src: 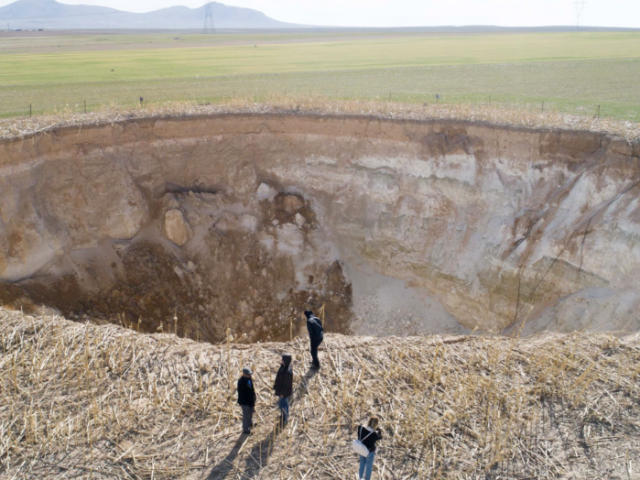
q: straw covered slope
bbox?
[1,308,639,479]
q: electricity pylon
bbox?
[203,1,216,34]
[574,0,587,31]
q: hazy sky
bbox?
[2,0,639,28]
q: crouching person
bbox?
[237,367,256,434]
[274,354,293,429]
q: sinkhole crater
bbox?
[1,114,640,342]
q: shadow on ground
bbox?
[205,367,319,479]
[205,433,251,479]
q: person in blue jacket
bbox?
[304,310,324,370]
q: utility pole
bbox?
[574,0,587,31]
[203,1,216,34]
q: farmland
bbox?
[1,31,640,118]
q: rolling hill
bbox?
[0,0,300,29]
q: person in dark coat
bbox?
[304,310,324,369]
[237,368,256,434]
[357,417,382,480]
[273,354,293,428]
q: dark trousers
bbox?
[278,396,289,427]
[310,339,322,367]
[241,405,254,432]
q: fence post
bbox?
[594,105,600,120]
[84,100,87,114]
[541,101,544,112]
[29,104,32,117]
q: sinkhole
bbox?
[1,113,640,342]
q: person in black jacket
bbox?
[273,354,293,428]
[237,368,256,434]
[357,417,382,480]
[304,310,324,370]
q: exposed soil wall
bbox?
[1,114,639,340]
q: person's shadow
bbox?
[292,366,319,402]
[205,433,250,479]
[238,367,319,479]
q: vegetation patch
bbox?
[1,33,640,119]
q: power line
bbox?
[203,1,216,34]
[574,0,587,31]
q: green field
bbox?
[0,31,431,55]
[1,32,640,119]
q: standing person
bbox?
[357,417,382,480]
[237,368,256,434]
[273,354,293,428]
[304,310,324,370]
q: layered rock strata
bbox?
[1,114,639,339]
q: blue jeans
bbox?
[359,450,376,480]
[277,396,289,426]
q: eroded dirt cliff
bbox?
[1,114,639,340]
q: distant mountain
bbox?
[0,0,301,29]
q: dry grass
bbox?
[1,94,639,145]
[1,307,639,479]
